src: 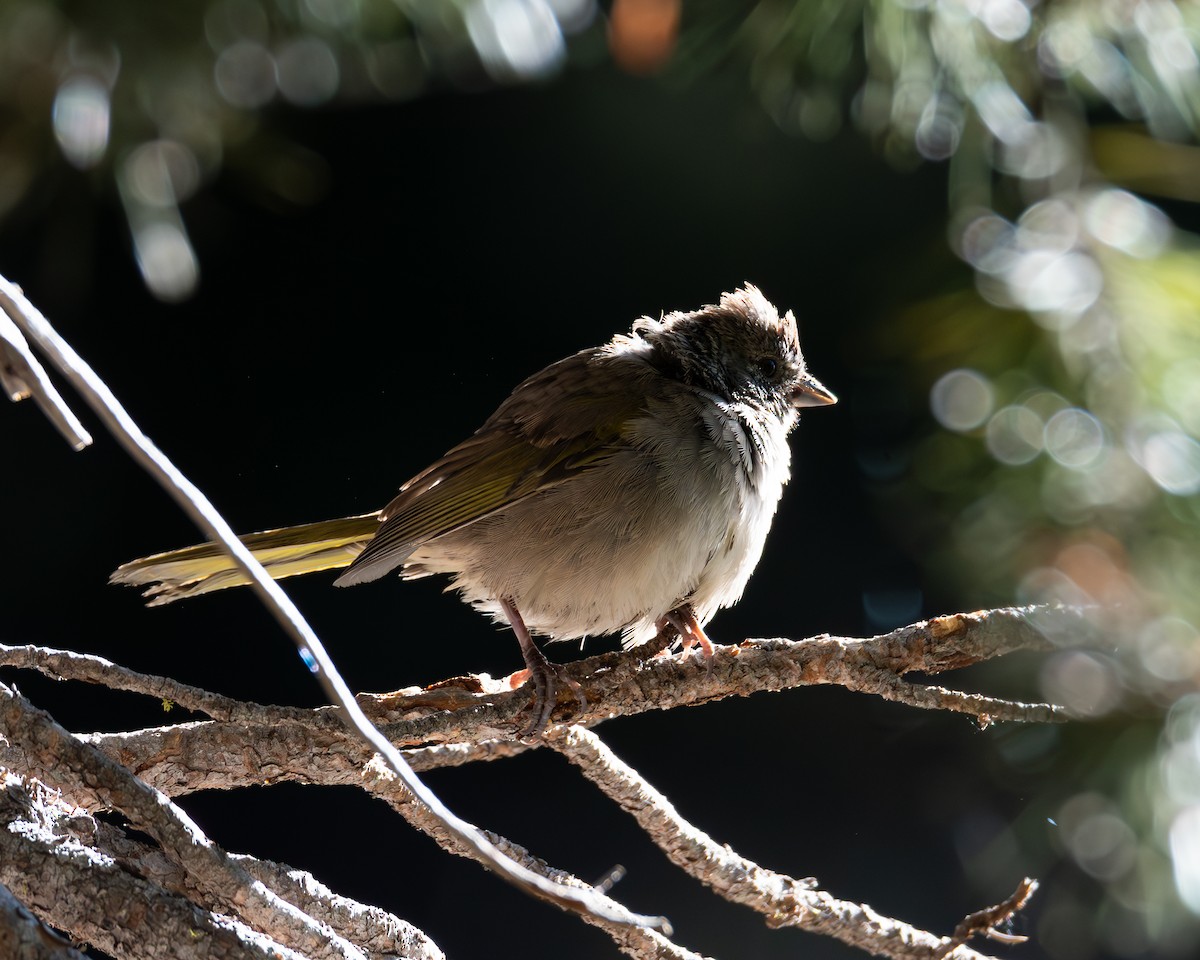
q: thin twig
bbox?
[935,878,1038,958]
[0,643,316,724]
[355,756,711,960]
[0,271,669,934]
[838,666,1065,728]
[0,296,90,450]
[552,726,1011,960]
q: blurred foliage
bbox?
[4,0,1200,957]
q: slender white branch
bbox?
[0,270,669,934]
[0,292,90,450]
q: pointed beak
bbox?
[792,373,837,409]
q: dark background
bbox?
[3,68,1064,959]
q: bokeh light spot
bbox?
[1039,20,1091,76]
[132,222,199,302]
[1044,408,1105,469]
[1017,198,1079,254]
[973,80,1032,144]
[978,0,1032,43]
[547,0,597,34]
[959,214,1018,274]
[1041,650,1121,717]
[1085,188,1171,258]
[1001,121,1070,179]
[1070,811,1138,880]
[125,141,201,207]
[466,0,566,81]
[1139,617,1200,684]
[1170,805,1200,914]
[931,368,995,432]
[214,40,277,108]
[276,37,339,106]
[915,94,963,160]
[52,76,111,170]
[986,404,1044,465]
[1008,249,1103,323]
[608,0,680,74]
[1141,430,1200,496]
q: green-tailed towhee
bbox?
[113,285,836,736]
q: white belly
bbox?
[407,396,793,645]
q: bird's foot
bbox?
[500,597,587,740]
[508,659,587,740]
[664,604,715,665]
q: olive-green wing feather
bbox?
[111,513,381,604]
[334,349,645,586]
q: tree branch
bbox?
[936,879,1038,958]
[354,756,711,960]
[64,787,444,960]
[1,678,701,960]
[0,880,88,960]
[0,605,1072,959]
[0,288,91,451]
[0,681,376,960]
[10,606,1072,811]
[0,771,313,960]
[550,726,1019,960]
[0,643,318,725]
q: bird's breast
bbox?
[410,391,793,645]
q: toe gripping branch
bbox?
[500,598,587,740]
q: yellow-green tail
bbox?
[110,513,381,605]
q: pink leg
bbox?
[666,605,715,660]
[500,597,586,739]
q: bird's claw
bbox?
[512,660,587,740]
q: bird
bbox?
[112,285,836,737]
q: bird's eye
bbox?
[756,356,778,378]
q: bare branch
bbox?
[0,880,88,960]
[0,289,91,451]
[355,757,710,960]
[936,879,1039,957]
[22,606,1075,810]
[81,800,445,960]
[836,667,1064,727]
[0,653,689,960]
[228,857,445,960]
[0,614,1074,960]
[0,772,311,960]
[356,605,1077,739]
[0,768,442,960]
[0,680,379,960]
[0,643,318,725]
[0,602,1073,960]
[551,726,1019,960]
